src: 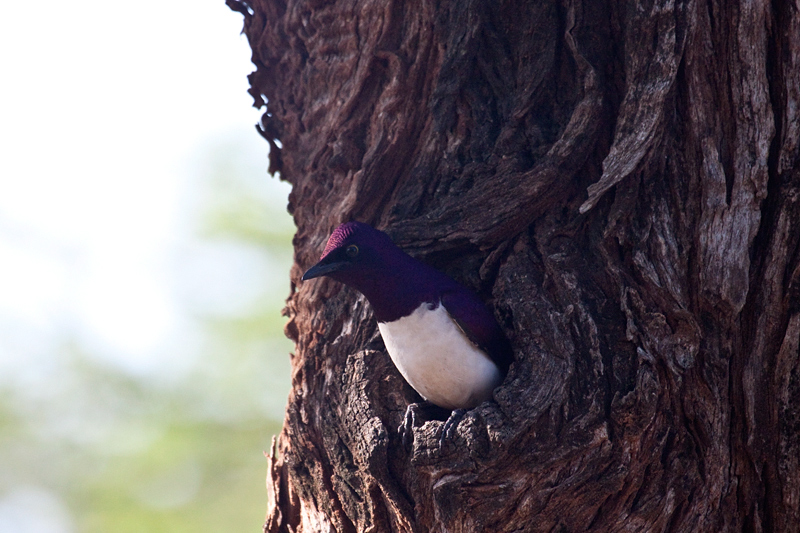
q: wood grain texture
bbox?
[227,0,800,530]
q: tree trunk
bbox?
[228,0,800,531]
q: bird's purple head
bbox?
[319,221,366,260]
[303,221,449,322]
[302,222,398,285]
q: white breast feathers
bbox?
[377,302,502,410]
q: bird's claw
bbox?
[439,409,466,448]
[399,403,465,450]
[399,403,420,448]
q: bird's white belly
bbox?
[377,302,502,410]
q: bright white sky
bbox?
[0,2,285,376]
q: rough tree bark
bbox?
[228,0,800,531]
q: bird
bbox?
[301,221,512,441]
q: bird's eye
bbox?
[345,244,359,258]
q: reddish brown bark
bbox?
[228,0,800,531]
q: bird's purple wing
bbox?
[440,289,513,374]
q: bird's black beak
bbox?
[301,260,349,281]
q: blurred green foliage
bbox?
[0,135,294,532]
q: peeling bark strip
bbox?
[227,0,800,531]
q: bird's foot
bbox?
[399,403,420,448]
[439,409,467,448]
[398,401,449,448]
